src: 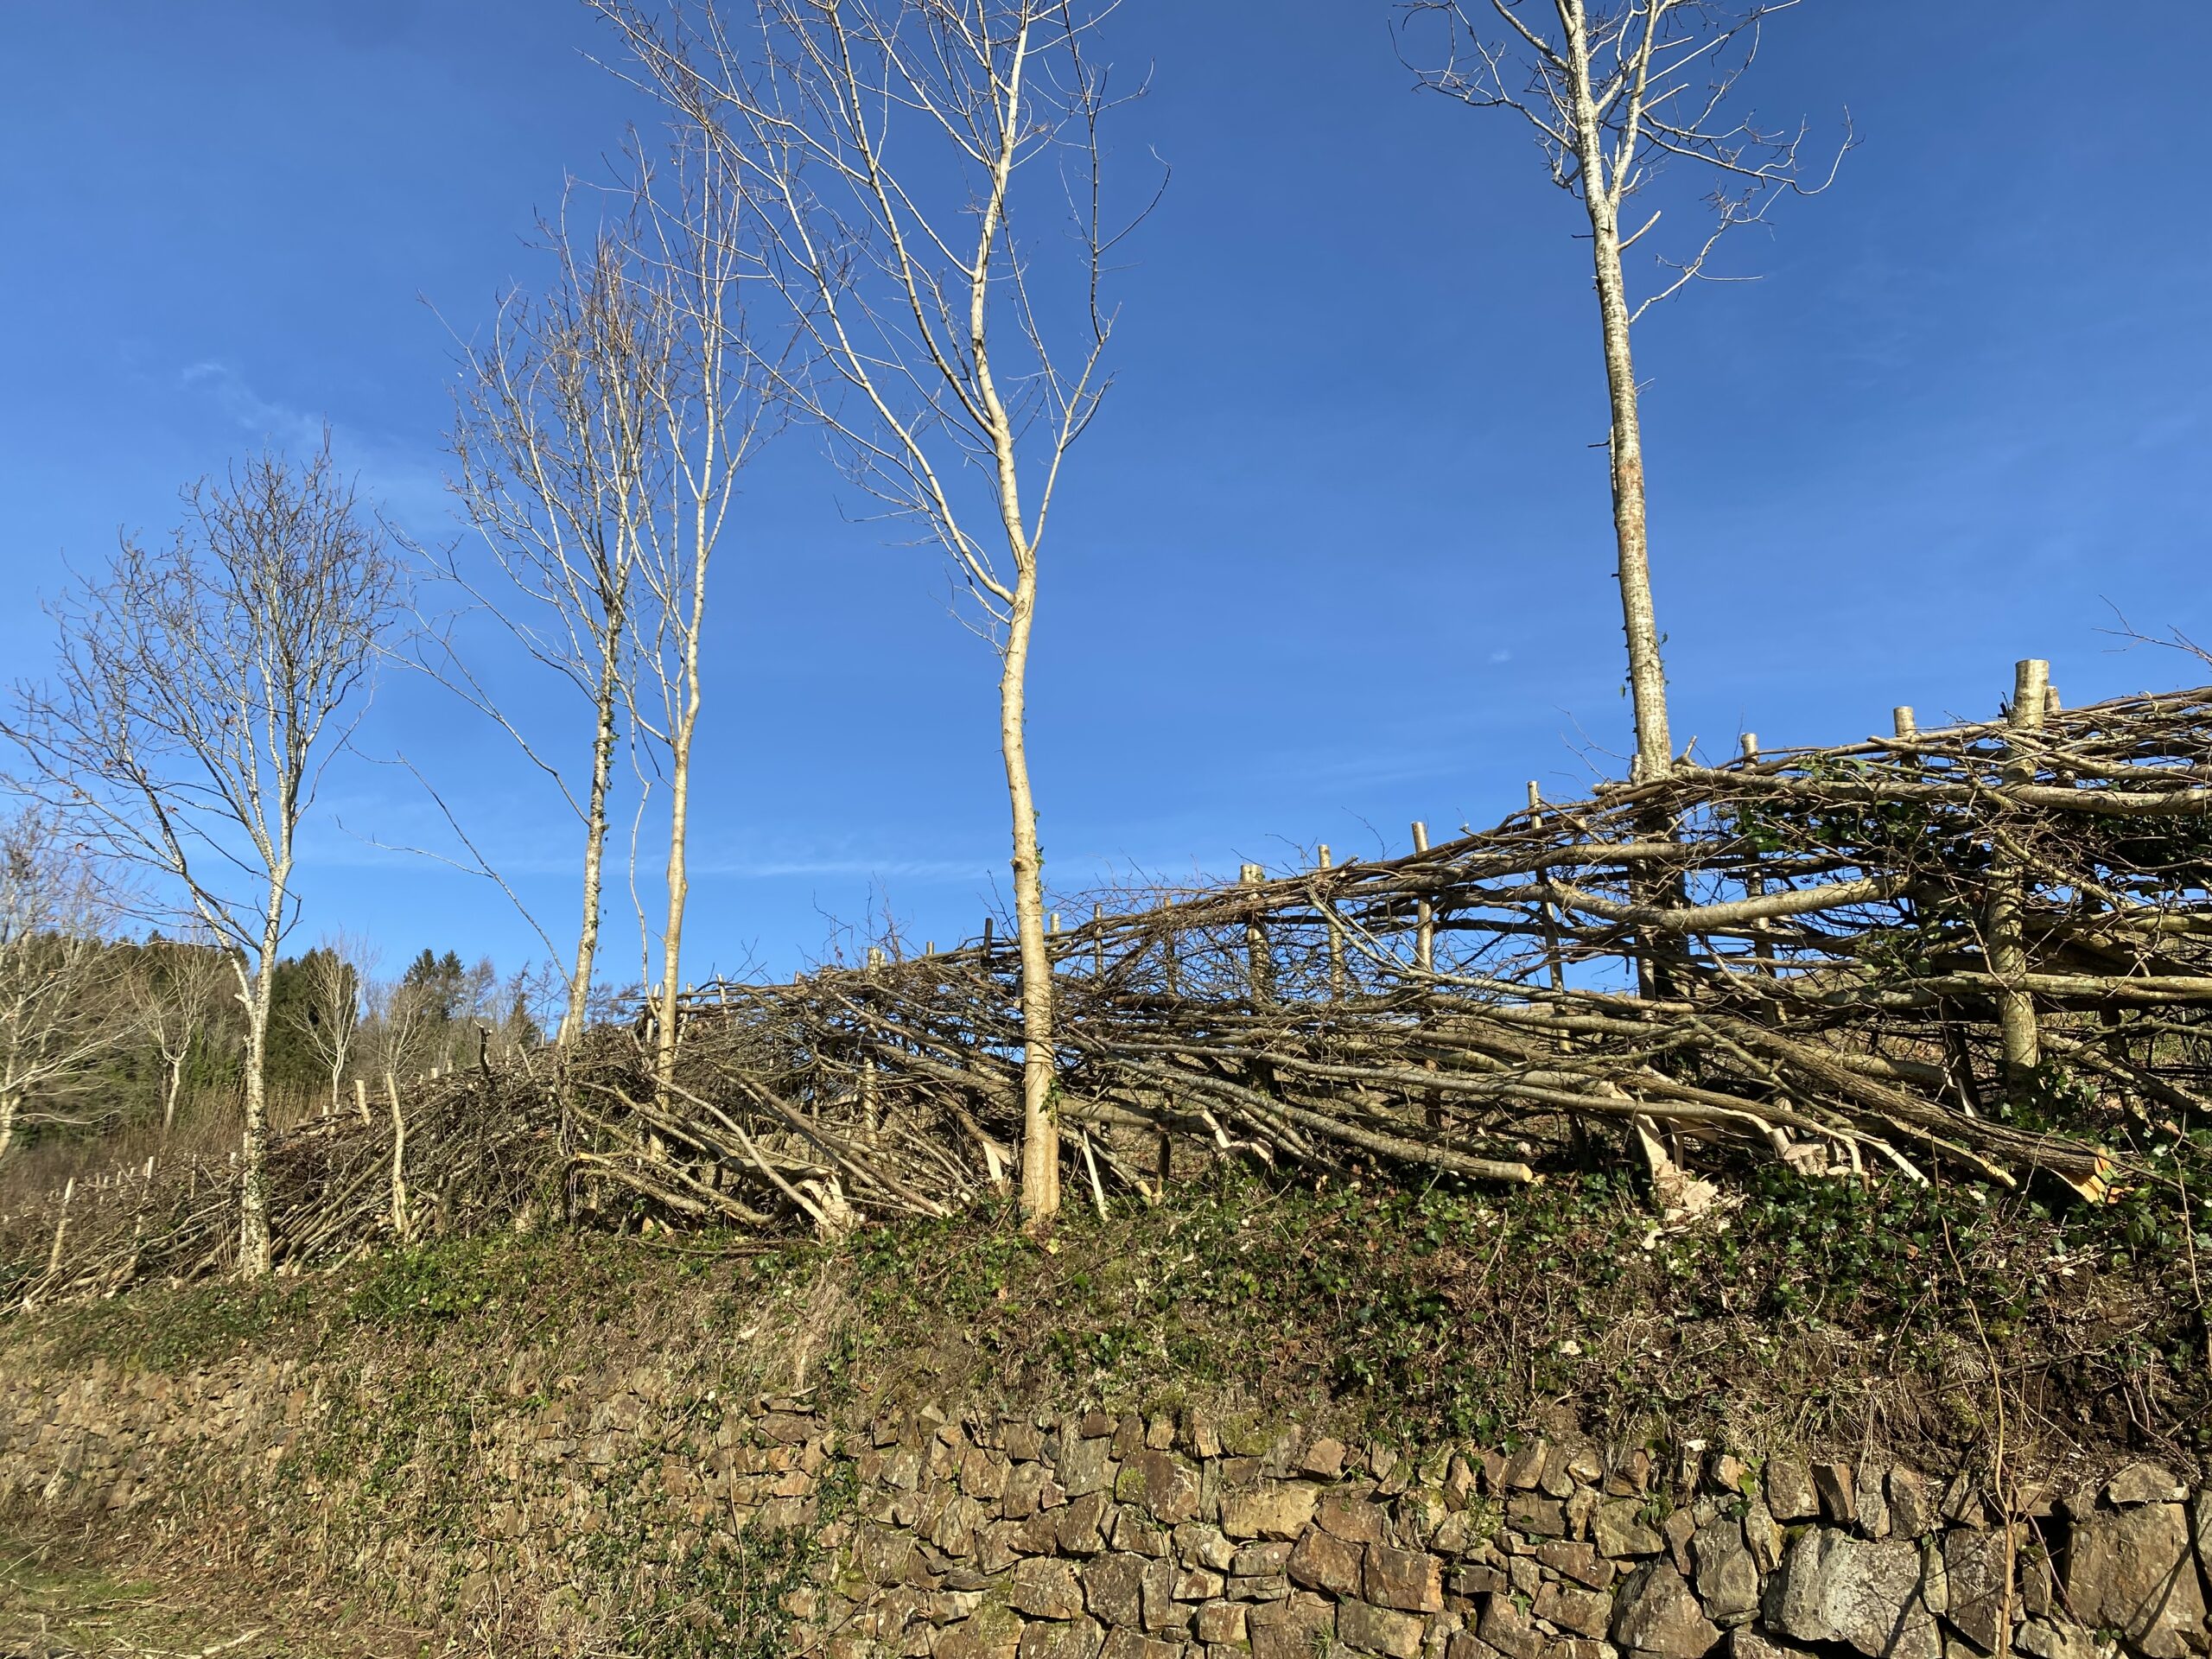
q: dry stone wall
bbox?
[1,1353,2206,1659]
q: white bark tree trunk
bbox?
[652,632,701,1092]
[1563,17,1672,781]
[238,868,287,1277]
[162,1051,186,1132]
[565,638,625,1048]
[1000,574,1058,1224]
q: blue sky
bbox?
[3,3,2207,988]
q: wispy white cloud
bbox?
[176,359,453,531]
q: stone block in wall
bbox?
[1003,1463,1047,1520]
[1742,1499,1784,1575]
[1765,1528,1944,1659]
[1890,1469,1937,1540]
[1135,1557,1180,1633]
[1539,1444,1580,1500]
[1812,1463,1858,1528]
[1443,1453,1478,1512]
[1665,1510,1700,1575]
[963,1446,1011,1501]
[1339,1598,1427,1657]
[1184,1408,1222,1460]
[1018,1615,1103,1659]
[1366,1542,1445,1613]
[1940,1523,2016,1653]
[934,1492,993,1558]
[1011,1556,1086,1620]
[1289,1526,1363,1597]
[1233,1541,1294,1577]
[2063,1501,2205,1659]
[1612,1560,1723,1659]
[1298,1436,1348,1480]
[2014,1618,2107,1659]
[1432,1507,1491,1558]
[1731,1629,1821,1659]
[1083,1552,1149,1628]
[1097,1629,1178,1659]
[1116,1448,1200,1527]
[1766,1459,1819,1524]
[1110,1509,1168,1558]
[1319,1487,1388,1545]
[2107,1465,2189,1509]
[1478,1592,1542,1659]
[1246,1588,1335,1659]
[1376,1446,1411,1497]
[1193,1599,1246,1643]
[1502,1440,1548,1491]
[1221,1479,1319,1541]
[1604,1449,1654,1498]
[1858,1465,1893,1541]
[980,1516,1036,1571]
[1596,1499,1667,1559]
[1174,1523,1234,1573]
[1534,1580,1613,1639]
[1537,1541,1615,1591]
[1059,1491,1110,1554]
[1692,1519,1761,1625]
[1172,1567,1226,1603]
[1507,1492,1568,1539]
[1060,1433,1117,1499]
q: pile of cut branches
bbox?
[10,679,2211,1296]
[628,677,2212,1220]
[2,1062,559,1300]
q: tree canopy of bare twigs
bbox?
[614,135,779,1098]
[2,437,398,1275]
[435,202,661,1052]
[286,931,373,1116]
[594,0,1157,1227]
[433,138,774,1087]
[0,806,139,1159]
[128,926,230,1134]
[1398,0,1847,780]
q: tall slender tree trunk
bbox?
[564,637,625,1047]
[162,1052,185,1132]
[0,1076,18,1161]
[1561,18,1685,1014]
[654,631,703,1091]
[1001,573,1058,1227]
[238,873,285,1278]
[1564,24,1672,782]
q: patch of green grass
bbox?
[821,1148,2209,1459]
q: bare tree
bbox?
[0,807,139,1157]
[130,925,231,1132]
[436,144,772,1080]
[596,0,1151,1227]
[439,211,658,1051]
[365,972,439,1084]
[287,931,373,1115]
[1399,0,1846,779]
[3,439,398,1275]
[619,137,775,1096]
